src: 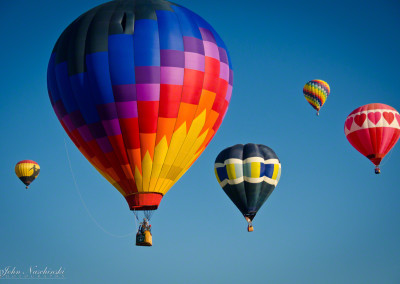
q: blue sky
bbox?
[1,0,400,283]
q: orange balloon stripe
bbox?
[174,103,198,132]
[155,117,176,146]
[127,148,142,177]
[139,133,157,160]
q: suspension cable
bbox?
[64,139,135,238]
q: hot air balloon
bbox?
[214,144,281,232]
[47,0,233,244]
[15,160,40,189]
[303,79,330,116]
[344,103,400,174]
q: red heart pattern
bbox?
[345,117,353,130]
[383,112,394,124]
[345,104,400,168]
[354,113,366,127]
[368,112,381,125]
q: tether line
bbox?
[64,139,135,238]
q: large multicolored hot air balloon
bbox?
[15,160,40,189]
[344,103,400,174]
[303,79,330,116]
[214,144,281,232]
[47,0,233,221]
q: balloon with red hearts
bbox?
[344,103,400,174]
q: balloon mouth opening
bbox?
[125,193,163,211]
[367,154,383,167]
[244,213,256,222]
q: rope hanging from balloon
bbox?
[133,209,154,226]
[64,138,136,238]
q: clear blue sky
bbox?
[1,0,400,283]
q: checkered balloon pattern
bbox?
[47,0,233,210]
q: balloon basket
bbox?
[136,230,152,246]
[244,215,255,232]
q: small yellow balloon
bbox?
[15,160,40,189]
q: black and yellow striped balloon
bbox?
[15,160,40,189]
[214,144,281,231]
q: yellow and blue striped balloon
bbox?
[303,79,330,116]
[214,144,281,229]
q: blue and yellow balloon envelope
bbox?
[214,144,281,231]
